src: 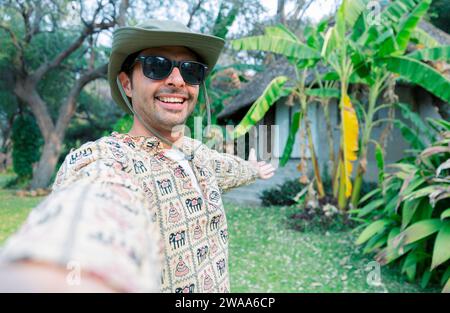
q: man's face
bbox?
[119,46,200,133]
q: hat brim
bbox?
[108,27,225,114]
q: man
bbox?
[0,20,276,292]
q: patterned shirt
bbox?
[0,132,259,292]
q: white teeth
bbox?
[157,97,185,103]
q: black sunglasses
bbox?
[133,55,208,85]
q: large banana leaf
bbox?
[382,0,421,25]
[350,11,366,42]
[341,94,359,198]
[376,29,399,57]
[397,102,436,142]
[343,0,370,30]
[334,0,347,43]
[265,24,298,42]
[280,111,303,167]
[231,36,321,61]
[304,24,323,50]
[411,28,439,48]
[232,76,290,138]
[379,56,450,103]
[395,0,431,54]
[364,0,421,45]
[393,119,426,150]
[321,27,339,60]
[334,0,368,42]
[407,45,450,62]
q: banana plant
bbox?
[231,23,327,198]
[347,0,450,208]
[306,75,340,191]
[320,0,367,209]
[230,0,450,210]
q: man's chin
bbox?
[160,117,188,130]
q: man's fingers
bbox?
[260,163,275,171]
[261,172,275,179]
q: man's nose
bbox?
[165,66,185,87]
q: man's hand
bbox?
[248,148,276,180]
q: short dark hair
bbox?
[120,50,142,83]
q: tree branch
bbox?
[0,24,25,74]
[277,0,286,25]
[13,79,55,140]
[32,0,128,82]
[32,27,92,82]
[187,0,206,28]
[55,63,108,135]
[117,0,129,27]
[297,0,314,22]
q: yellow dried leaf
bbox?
[341,94,359,198]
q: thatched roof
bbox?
[217,21,449,120]
[217,60,295,120]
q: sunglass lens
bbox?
[143,56,172,80]
[180,62,205,85]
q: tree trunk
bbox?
[350,163,365,209]
[337,149,347,211]
[305,119,325,198]
[277,0,286,25]
[5,0,129,189]
[30,131,63,189]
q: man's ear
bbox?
[118,72,133,97]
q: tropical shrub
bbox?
[355,118,450,292]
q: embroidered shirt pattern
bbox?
[0,132,259,293]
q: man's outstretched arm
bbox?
[207,147,276,192]
[0,160,162,292]
[0,261,116,292]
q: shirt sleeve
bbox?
[0,140,162,292]
[206,147,260,193]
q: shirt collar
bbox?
[111,131,201,159]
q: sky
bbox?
[98,0,339,47]
[262,0,339,23]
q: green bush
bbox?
[259,179,306,206]
[355,118,450,292]
[10,113,43,185]
[260,176,377,207]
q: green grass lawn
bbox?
[226,203,439,293]
[0,173,438,292]
[0,174,45,244]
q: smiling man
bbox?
[0,20,276,292]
